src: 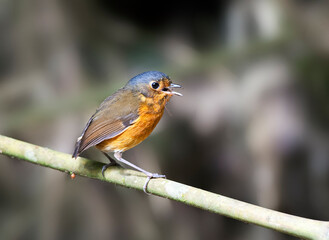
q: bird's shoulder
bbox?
[95,87,141,121]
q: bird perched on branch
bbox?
[73,71,182,193]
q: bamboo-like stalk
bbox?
[0,134,328,240]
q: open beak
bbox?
[167,83,183,96]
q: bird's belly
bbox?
[96,111,164,153]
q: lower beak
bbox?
[168,83,183,96]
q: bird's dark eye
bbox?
[151,81,160,89]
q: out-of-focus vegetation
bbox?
[0,1,328,240]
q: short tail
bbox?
[72,111,97,159]
[72,136,82,159]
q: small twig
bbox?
[0,134,328,240]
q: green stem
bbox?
[0,134,328,240]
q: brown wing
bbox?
[72,89,139,158]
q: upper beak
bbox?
[168,83,183,96]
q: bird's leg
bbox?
[114,151,166,193]
[101,152,119,177]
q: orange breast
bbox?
[96,94,169,153]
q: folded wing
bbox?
[72,89,139,158]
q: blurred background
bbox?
[0,0,328,239]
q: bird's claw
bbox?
[143,173,166,194]
[101,162,117,177]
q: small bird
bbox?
[72,71,182,193]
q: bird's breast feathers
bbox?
[96,93,168,152]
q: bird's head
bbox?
[125,71,182,99]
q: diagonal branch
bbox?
[0,134,328,240]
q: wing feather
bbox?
[72,89,140,158]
